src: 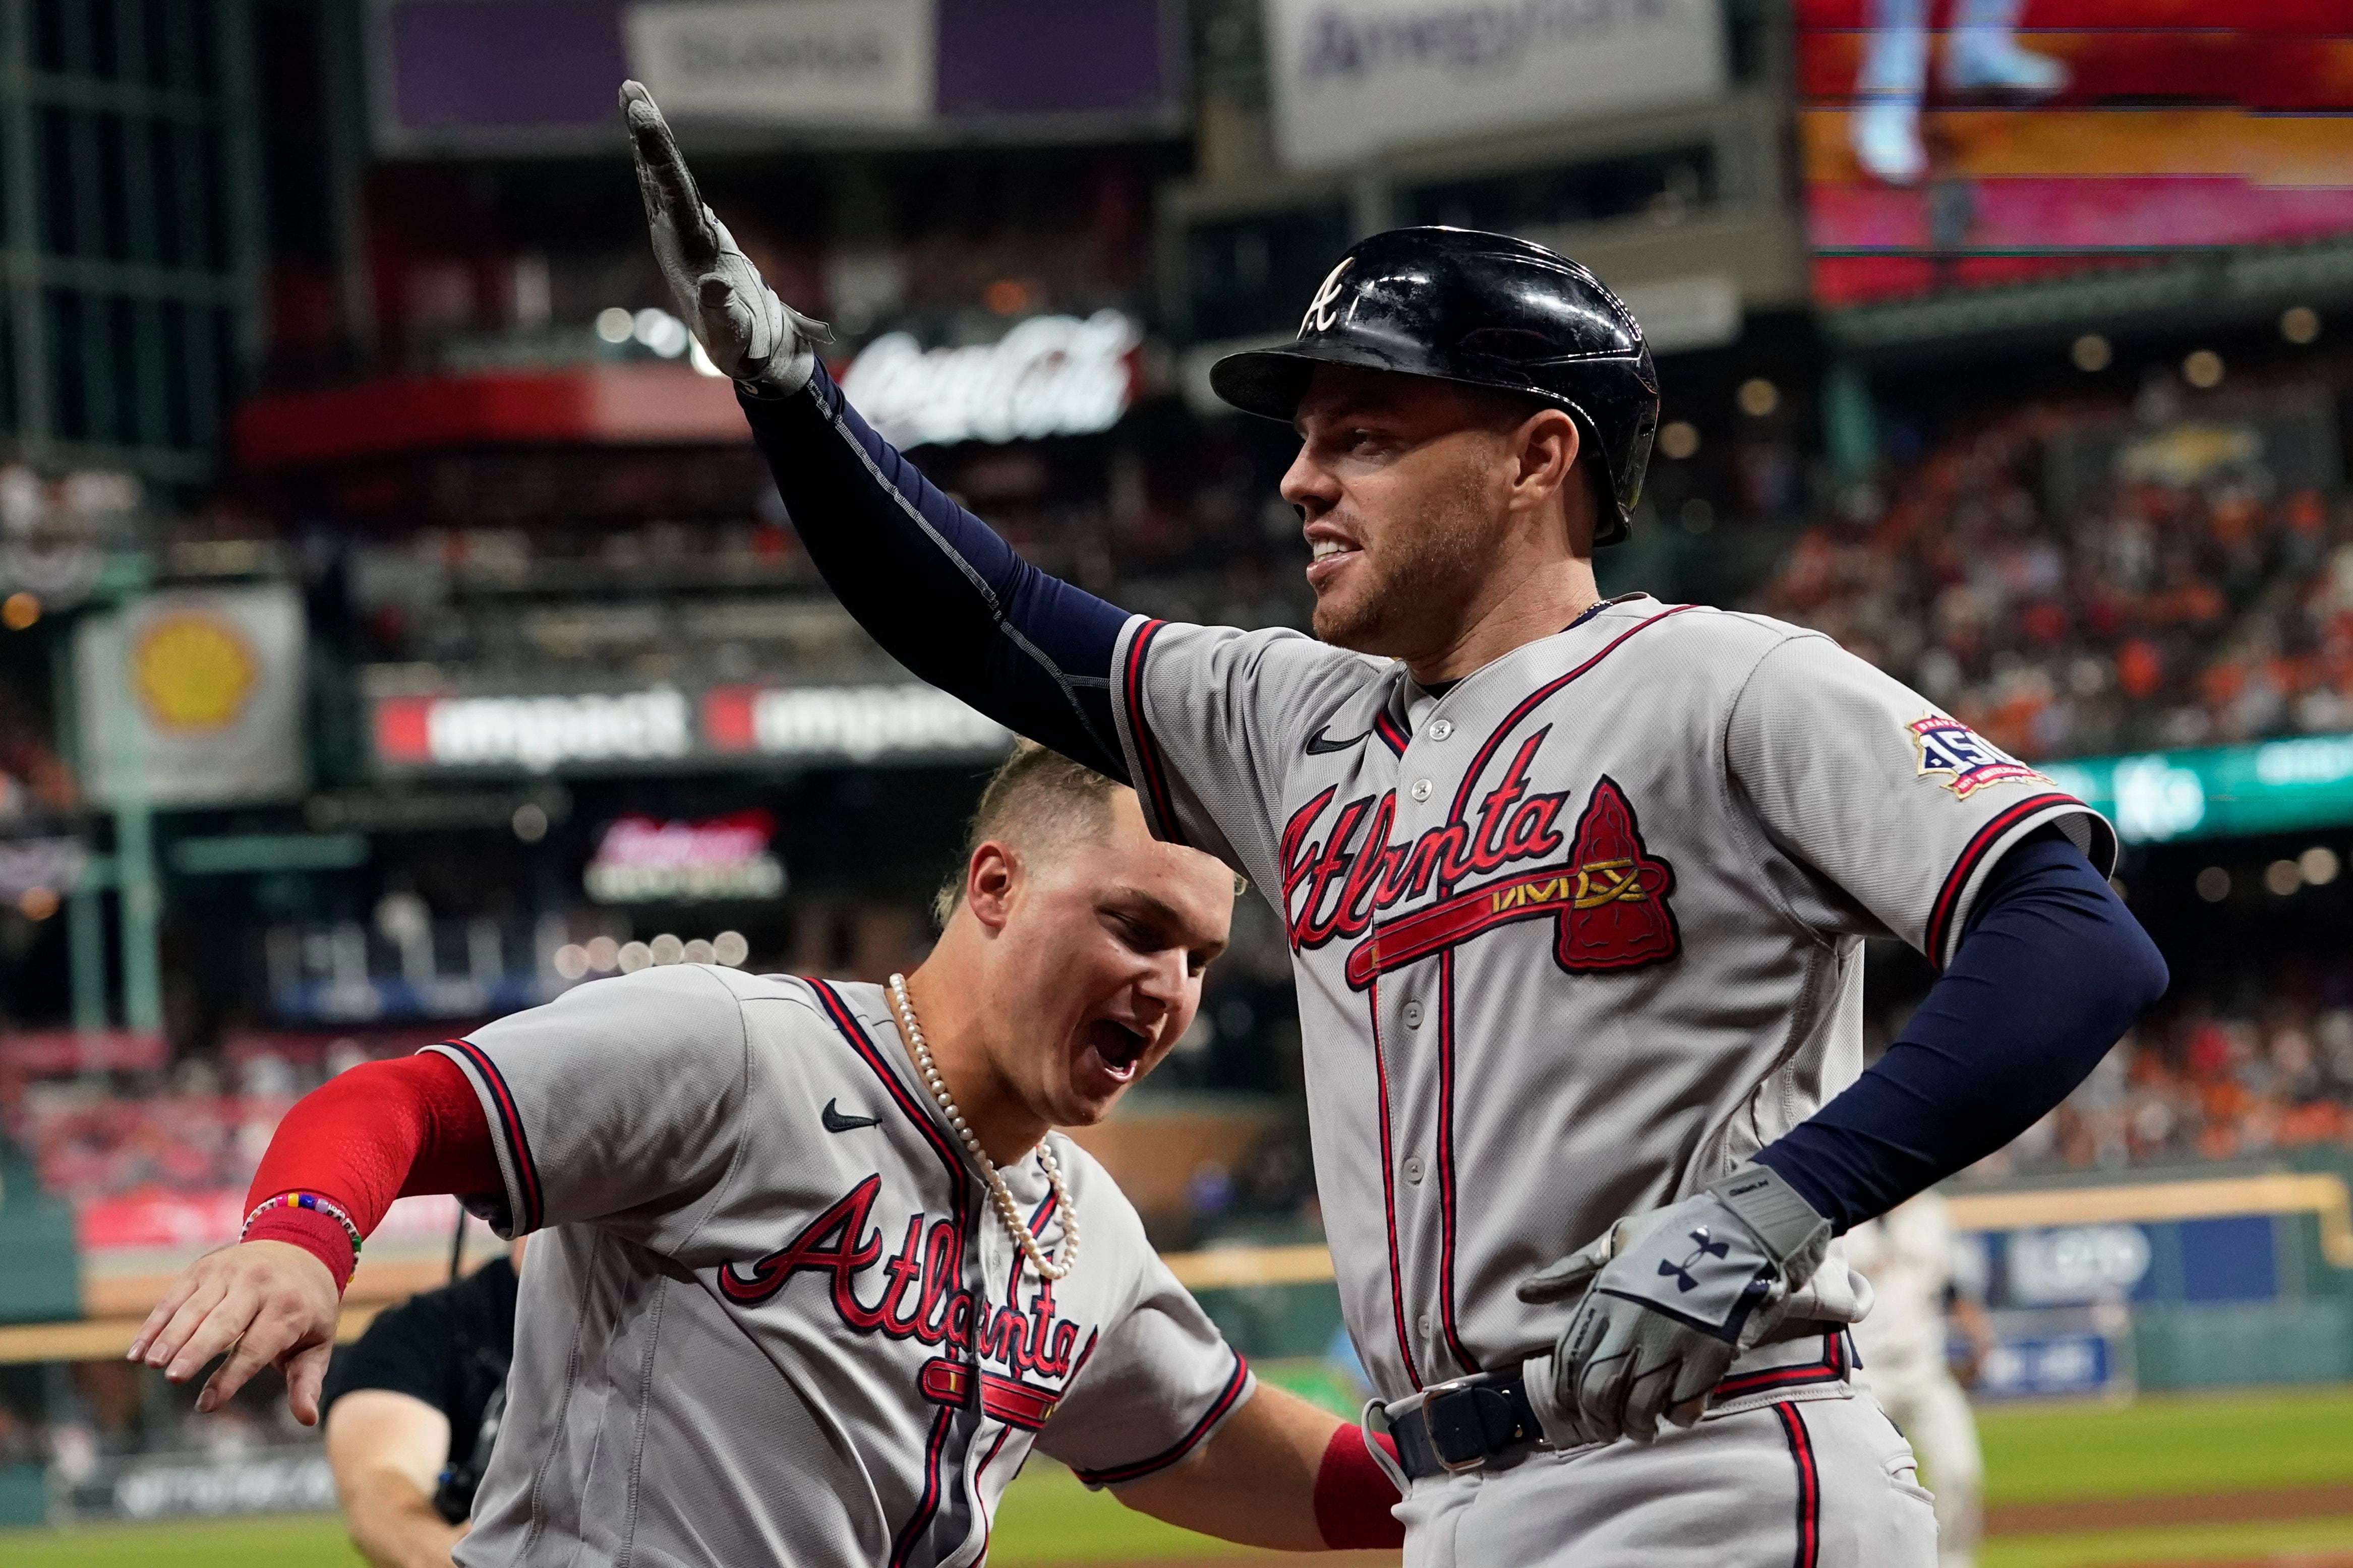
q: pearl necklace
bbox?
[888,973,1079,1283]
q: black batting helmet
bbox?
[1209,226,1659,547]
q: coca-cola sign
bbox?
[841,311,1142,449]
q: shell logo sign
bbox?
[133,613,258,733]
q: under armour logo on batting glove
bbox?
[1517,1165,1830,1446]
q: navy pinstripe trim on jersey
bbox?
[893,1403,959,1568]
[1121,619,1187,847]
[1440,605,1700,882]
[1923,792,2081,969]
[808,980,970,1199]
[1714,1331,1851,1401]
[1432,953,1478,1375]
[1775,1400,1822,1568]
[439,1038,544,1234]
[807,979,979,1568]
[1008,1181,1058,1299]
[970,1426,1018,1564]
[1373,710,1410,757]
[1366,985,1423,1390]
[1070,1350,1250,1486]
[1067,1325,1101,1384]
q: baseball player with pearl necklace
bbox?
[130,751,1410,1566]
[620,80,2168,1565]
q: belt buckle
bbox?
[1419,1377,1493,1474]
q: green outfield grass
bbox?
[1977,1383,2353,1504]
[0,1514,362,1568]
[1984,1516,2353,1568]
[7,1382,2352,1567]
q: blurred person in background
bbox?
[1845,1191,1993,1568]
[320,1235,523,1568]
[1851,0,2069,185]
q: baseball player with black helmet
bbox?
[622,81,2168,1566]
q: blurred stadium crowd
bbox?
[1,0,2350,1352]
[1751,379,2353,763]
[13,358,2353,1252]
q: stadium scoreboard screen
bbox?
[1800,2,2353,308]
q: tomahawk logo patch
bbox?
[1908,714,2048,800]
[1551,777,1680,972]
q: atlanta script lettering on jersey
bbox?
[1277,729,1680,986]
[1281,730,1569,949]
[719,1174,1083,1383]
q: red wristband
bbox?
[242,1208,358,1294]
[1314,1424,1405,1549]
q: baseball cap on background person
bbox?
[1207,226,1660,547]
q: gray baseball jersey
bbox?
[1108,594,2114,1402]
[425,965,1252,1568]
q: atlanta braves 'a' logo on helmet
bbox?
[1300,258,1354,337]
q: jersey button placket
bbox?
[1402,1001,1424,1029]
[1408,778,1433,802]
[1402,1155,1424,1184]
[1428,719,1453,741]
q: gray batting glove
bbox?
[620,80,828,395]
[1516,1164,1830,1446]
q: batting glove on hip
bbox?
[621,80,829,396]
[1516,1164,1830,1446]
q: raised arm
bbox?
[128,1054,499,1423]
[622,82,1134,778]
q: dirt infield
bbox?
[1992,1484,2353,1536]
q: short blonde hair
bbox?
[932,743,1121,929]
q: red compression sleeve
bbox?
[241,1052,499,1290]
[1314,1425,1405,1549]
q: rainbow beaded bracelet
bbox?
[242,1191,365,1276]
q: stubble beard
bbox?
[1310,468,1496,659]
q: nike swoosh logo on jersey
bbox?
[1305,724,1374,755]
[821,1099,881,1133]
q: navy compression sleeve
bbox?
[737,365,1133,778]
[1753,830,2168,1233]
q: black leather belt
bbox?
[1384,1326,1856,1482]
[1385,1367,1546,1480]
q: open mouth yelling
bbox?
[1081,1017,1151,1085]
